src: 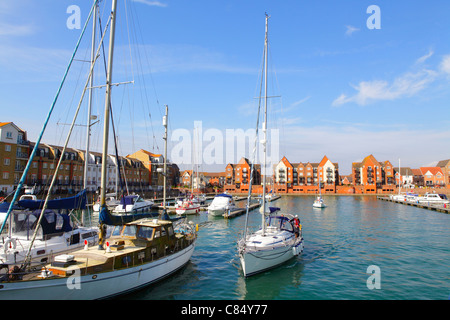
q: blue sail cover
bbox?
[18,189,87,210]
[216,193,232,198]
[99,205,158,226]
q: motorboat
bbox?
[93,193,120,212]
[207,193,236,216]
[416,193,449,204]
[175,199,200,215]
[112,195,154,214]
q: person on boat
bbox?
[293,215,300,238]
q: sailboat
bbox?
[238,14,304,277]
[312,181,326,208]
[0,0,196,299]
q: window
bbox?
[3,158,10,166]
[6,131,12,139]
[2,172,9,179]
[138,226,154,239]
[122,225,137,237]
[5,145,11,152]
[43,163,48,169]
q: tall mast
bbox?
[163,105,168,211]
[100,0,118,207]
[99,0,118,248]
[84,1,97,192]
[261,13,269,236]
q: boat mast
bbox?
[99,0,118,248]
[163,105,168,212]
[82,1,97,224]
[261,13,269,236]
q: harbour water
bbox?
[121,195,449,300]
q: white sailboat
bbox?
[0,0,196,299]
[238,14,304,277]
[313,181,326,208]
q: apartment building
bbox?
[436,159,450,186]
[127,149,179,191]
[0,122,29,194]
[420,167,445,187]
[317,155,340,187]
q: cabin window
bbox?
[167,226,174,236]
[138,226,154,240]
[122,225,137,237]
[111,226,122,236]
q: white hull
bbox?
[239,223,303,277]
[0,227,98,267]
[312,202,326,208]
[0,241,195,300]
[239,232,303,277]
[207,207,227,216]
[176,206,200,215]
[113,202,154,214]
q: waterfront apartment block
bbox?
[1,121,449,197]
[0,122,176,196]
[0,122,29,194]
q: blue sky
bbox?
[1,0,450,174]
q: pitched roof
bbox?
[436,159,450,167]
[420,167,444,176]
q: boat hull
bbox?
[312,202,326,208]
[239,239,303,277]
[0,242,195,300]
[176,206,200,215]
[207,207,226,216]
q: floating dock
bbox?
[223,202,261,219]
[377,196,450,214]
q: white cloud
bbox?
[332,67,438,106]
[131,0,168,7]
[416,50,434,64]
[439,54,450,74]
[345,25,360,36]
[0,22,34,36]
[290,96,311,107]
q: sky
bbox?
[1,0,450,175]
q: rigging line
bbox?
[128,2,161,152]
[97,10,129,196]
[0,0,99,235]
[242,43,266,243]
[22,29,107,269]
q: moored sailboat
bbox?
[238,13,304,277]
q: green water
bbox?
[124,195,450,300]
